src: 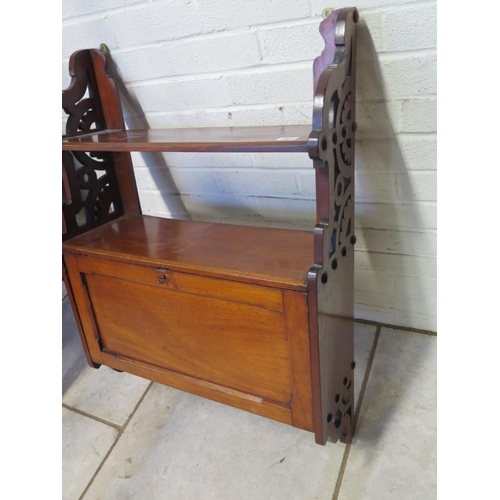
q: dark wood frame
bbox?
[62,7,358,445]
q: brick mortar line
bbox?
[332,325,382,500]
[62,0,436,27]
[62,0,153,24]
[141,105,437,118]
[125,61,312,87]
[357,196,438,203]
[78,381,154,500]
[143,100,313,115]
[361,0,437,15]
[63,22,435,60]
[117,48,436,88]
[356,200,437,206]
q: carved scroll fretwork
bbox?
[62,50,107,137]
[307,7,358,445]
[62,151,123,240]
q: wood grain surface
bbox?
[63,215,314,291]
[62,126,311,153]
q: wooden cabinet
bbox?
[62,8,359,445]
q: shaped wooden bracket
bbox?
[308,7,359,445]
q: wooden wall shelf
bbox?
[62,125,311,153]
[62,7,359,446]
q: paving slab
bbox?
[62,298,151,426]
[338,328,437,500]
[80,323,376,500]
[62,408,118,500]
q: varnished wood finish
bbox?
[63,215,313,291]
[62,8,358,445]
[111,152,141,215]
[66,253,319,429]
[284,291,314,431]
[100,352,293,425]
[83,272,292,402]
[62,258,99,368]
[62,126,311,153]
[89,49,142,215]
[308,8,358,445]
[89,50,127,130]
[64,253,104,365]
[76,256,285,312]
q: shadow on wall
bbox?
[106,51,272,227]
[355,20,434,330]
[105,54,190,220]
[351,21,434,443]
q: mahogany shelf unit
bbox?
[62,7,359,446]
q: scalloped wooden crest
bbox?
[313,8,359,92]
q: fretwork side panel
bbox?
[62,50,107,138]
[62,150,123,241]
[62,49,141,240]
[307,7,358,445]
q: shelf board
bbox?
[63,215,313,291]
[62,125,312,153]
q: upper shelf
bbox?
[62,125,312,153]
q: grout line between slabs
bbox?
[332,325,382,500]
[60,316,431,498]
[354,317,436,336]
[62,403,122,431]
[78,381,154,500]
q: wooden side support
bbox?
[62,48,141,241]
[307,7,359,445]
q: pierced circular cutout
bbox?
[350,235,357,245]
[321,272,328,284]
[332,132,338,145]
[327,413,333,423]
[342,247,347,257]
[335,393,340,403]
[351,361,356,370]
[343,377,348,386]
[321,137,328,151]
[342,127,347,138]
[333,409,342,428]
[331,259,338,270]
[352,121,358,133]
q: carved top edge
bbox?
[309,8,358,160]
[62,48,110,97]
[62,49,119,138]
[312,7,359,92]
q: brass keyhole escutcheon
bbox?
[158,274,167,284]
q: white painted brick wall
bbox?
[62,0,437,331]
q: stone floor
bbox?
[62,283,436,500]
